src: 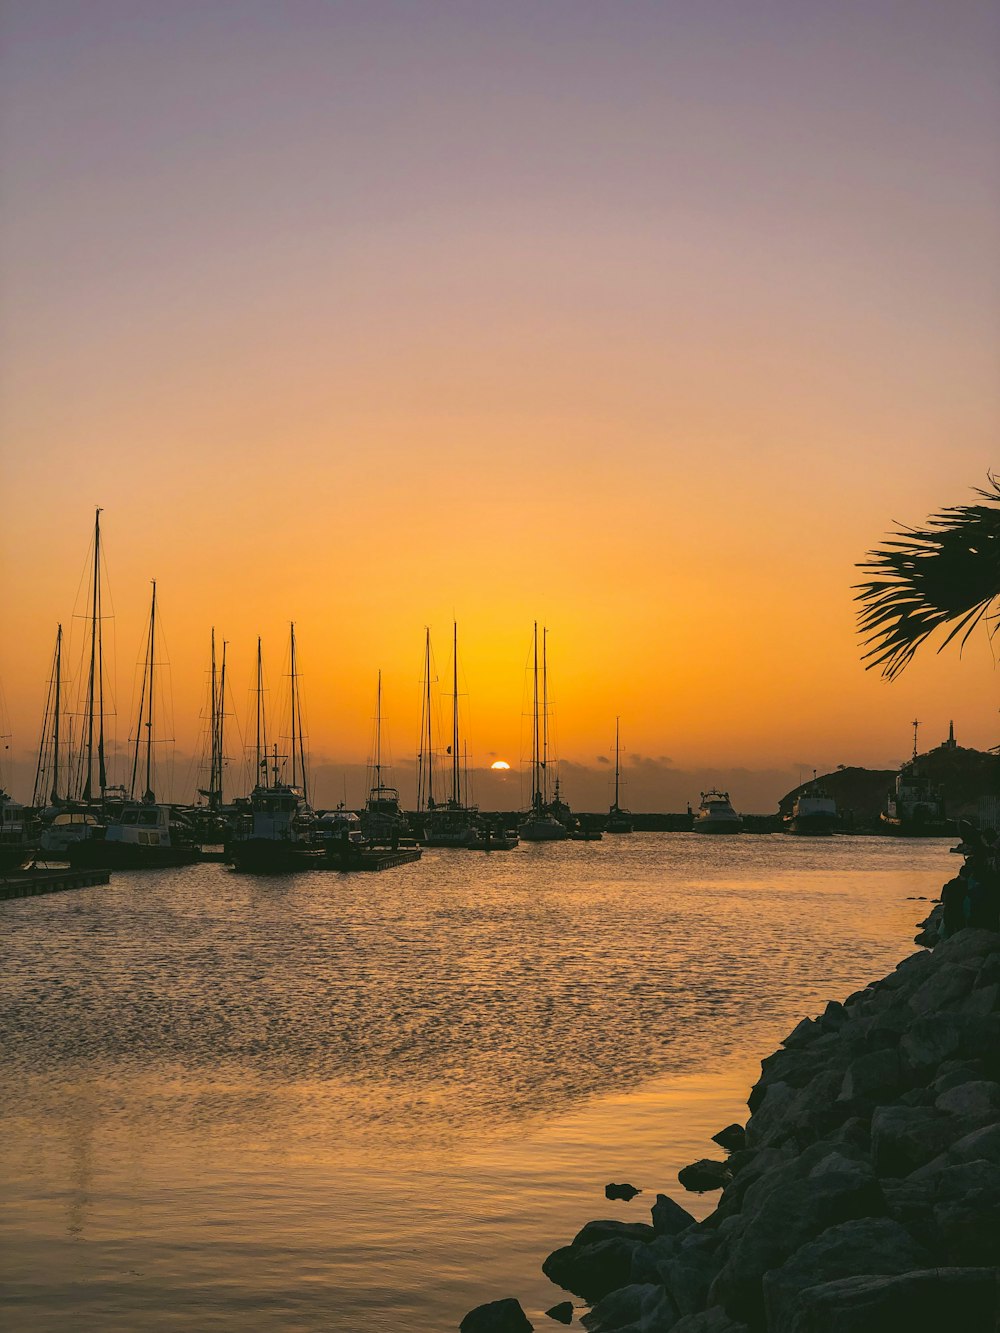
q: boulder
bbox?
[573,1220,657,1248]
[657,1250,720,1318]
[964,982,999,1015]
[906,962,977,1016]
[460,1297,534,1332]
[544,1237,650,1303]
[785,1266,999,1333]
[818,1000,848,1032]
[670,1310,748,1333]
[678,1160,731,1193]
[711,1125,746,1154]
[544,1304,574,1326]
[837,1049,904,1108]
[606,1183,642,1202]
[899,1014,964,1074]
[870,1106,955,1177]
[934,1079,1000,1126]
[932,928,999,965]
[651,1193,696,1236]
[708,1161,884,1323]
[933,1193,1000,1266]
[760,1217,928,1330]
[782,1017,820,1048]
[629,1234,682,1285]
[580,1283,677,1332]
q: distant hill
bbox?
[778,744,999,826]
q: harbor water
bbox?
[0,834,955,1330]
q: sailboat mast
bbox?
[83,509,101,803]
[542,626,549,807]
[531,621,540,811]
[614,716,621,809]
[209,628,218,805]
[143,581,157,802]
[255,637,267,789]
[375,670,382,791]
[217,640,227,809]
[451,621,460,806]
[417,628,434,812]
[290,624,298,789]
[291,624,307,802]
[52,623,62,803]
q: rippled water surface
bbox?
[0,835,953,1329]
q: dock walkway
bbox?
[0,867,111,901]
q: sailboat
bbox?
[423,623,480,847]
[230,625,324,872]
[191,629,231,843]
[605,717,634,834]
[361,671,409,845]
[69,581,200,868]
[519,623,568,842]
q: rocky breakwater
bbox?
[461,918,1000,1332]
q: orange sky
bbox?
[1,2,998,807]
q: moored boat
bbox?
[784,775,839,835]
[693,789,743,834]
[519,623,568,843]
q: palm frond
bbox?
[855,475,1000,678]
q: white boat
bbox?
[519,622,568,843]
[693,789,742,834]
[39,809,102,855]
[784,775,839,835]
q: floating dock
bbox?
[0,866,111,901]
[330,847,423,872]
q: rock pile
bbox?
[462,919,1000,1331]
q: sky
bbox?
[1,1,998,810]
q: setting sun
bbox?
[490,761,511,771]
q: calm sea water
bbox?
[0,834,953,1331]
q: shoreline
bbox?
[463,906,1000,1332]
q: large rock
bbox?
[899,1014,964,1075]
[573,1220,657,1248]
[580,1282,676,1332]
[650,1193,696,1236]
[934,1079,1000,1126]
[670,1308,748,1332]
[711,1125,746,1153]
[544,1237,650,1303]
[708,1161,884,1323]
[760,1218,928,1330]
[870,1105,956,1177]
[906,962,977,1016]
[785,1266,999,1333]
[837,1049,904,1108]
[460,1297,534,1332]
[678,1160,731,1193]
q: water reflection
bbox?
[0,835,952,1330]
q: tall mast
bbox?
[531,621,540,812]
[32,624,64,808]
[82,508,103,803]
[542,626,549,807]
[290,624,298,789]
[417,627,434,812]
[209,628,218,804]
[451,621,461,807]
[255,637,268,789]
[616,714,624,805]
[217,639,227,808]
[145,581,156,801]
[129,580,157,803]
[52,624,62,803]
[375,670,382,791]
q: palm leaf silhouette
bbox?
[856,476,1000,678]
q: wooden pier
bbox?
[0,866,111,901]
[328,847,423,872]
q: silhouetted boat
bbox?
[0,790,36,871]
[69,581,201,869]
[520,623,568,842]
[605,717,633,833]
[422,624,480,847]
[693,790,742,834]
[361,671,410,845]
[229,626,324,872]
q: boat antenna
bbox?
[417,627,435,812]
[911,718,920,762]
[614,716,621,811]
[542,625,549,807]
[290,624,298,790]
[291,623,307,803]
[375,670,383,792]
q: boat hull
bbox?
[228,839,328,874]
[692,819,743,834]
[67,840,200,869]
